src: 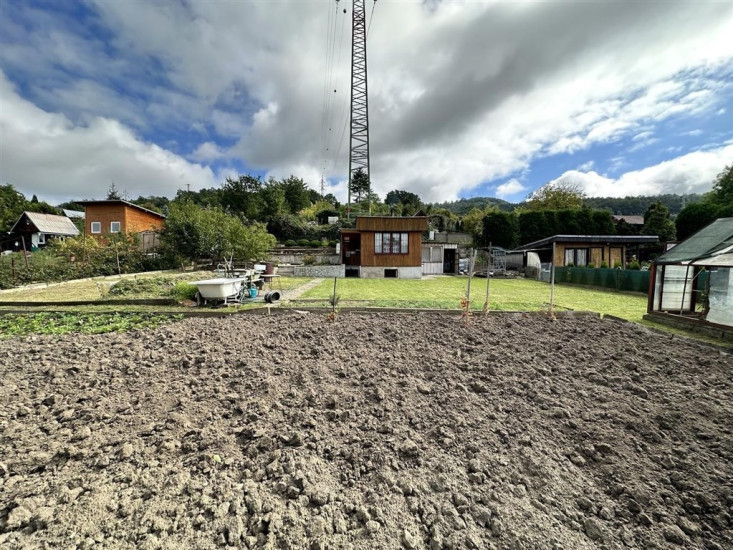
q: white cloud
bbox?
[189,141,226,162]
[0,71,218,203]
[549,144,733,197]
[577,160,595,172]
[495,179,527,199]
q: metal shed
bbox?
[648,217,733,330]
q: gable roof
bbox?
[10,212,80,236]
[654,218,733,266]
[77,199,166,219]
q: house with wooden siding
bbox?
[78,200,165,251]
[340,216,428,278]
[7,212,80,251]
[512,234,659,268]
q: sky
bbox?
[1,0,732,206]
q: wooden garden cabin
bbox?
[340,216,428,278]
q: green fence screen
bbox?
[555,267,650,293]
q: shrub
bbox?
[310,239,322,248]
[587,262,595,269]
[170,282,199,301]
[629,260,641,270]
[284,239,297,247]
[298,238,310,247]
[600,261,608,268]
[613,261,623,268]
[566,262,574,267]
[303,255,316,266]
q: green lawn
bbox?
[296,276,649,322]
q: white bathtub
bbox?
[192,278,246,300]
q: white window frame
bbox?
[91,222,101,234]
[38,233,46,245]
[110,221,121,233]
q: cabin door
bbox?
[609,247,623,268]
[342,234,361,266]
[443,249,456,273]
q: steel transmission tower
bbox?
[347,0,370,218]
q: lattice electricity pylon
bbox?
[347,0,370,217]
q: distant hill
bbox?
[436,193,704,217]
[433,197,515,215]
[583,194,704,216]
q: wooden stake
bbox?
[549,242,556,316]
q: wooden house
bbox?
[7,212,79,251]
[647,218,733,334]
[512,234,659,268]
[340,216,428,278]
[78,200,165,250]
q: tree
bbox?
[642,201,676,241]
[107,183,122,200]
[281,176,311,215]
[160,201,275,263]
[220,175,263,220]
[524,182,586,211]
[259,182,287,220]
[349,168,370,205]
[710,164,733,207]
[482,211,519,249]
[462,208,487,244]
[674,201,721,241]
[0,184,28,232]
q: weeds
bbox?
[0,312,181,338]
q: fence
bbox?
[553,267,650,293]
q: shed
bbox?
[647,217,733,330]
[8,211,80,250]
[512,234,659,268]
[421,242,459,275]
[340,216,428,278]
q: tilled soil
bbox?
[0,312,731,550]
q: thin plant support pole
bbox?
[332,276,338,315]
[21,236,29,270]
[466,248,477,306]
[549,242,556,316]
[483,243,491,314]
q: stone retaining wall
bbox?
[293,265,345,278]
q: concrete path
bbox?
[282,278,324,301]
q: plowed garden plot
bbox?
[1,312,731,549]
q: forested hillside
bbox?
[436,193,704,216]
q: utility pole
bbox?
[347,0,370,219]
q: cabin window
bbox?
[110,221,121,233]
[38,234,46,245]
[564,248,588,266]
[375,232,408,254]
[91,222,101,234]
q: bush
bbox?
[629,260,641,270]
[567,262,575,267]
[613,261,623,268]
[310,240,322,248]
[600,261,608,268]
[170,282,199,301]
[284,239,297,247]
[587,262,595,268]
[298,239,310,247]
[303,255,316,265]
